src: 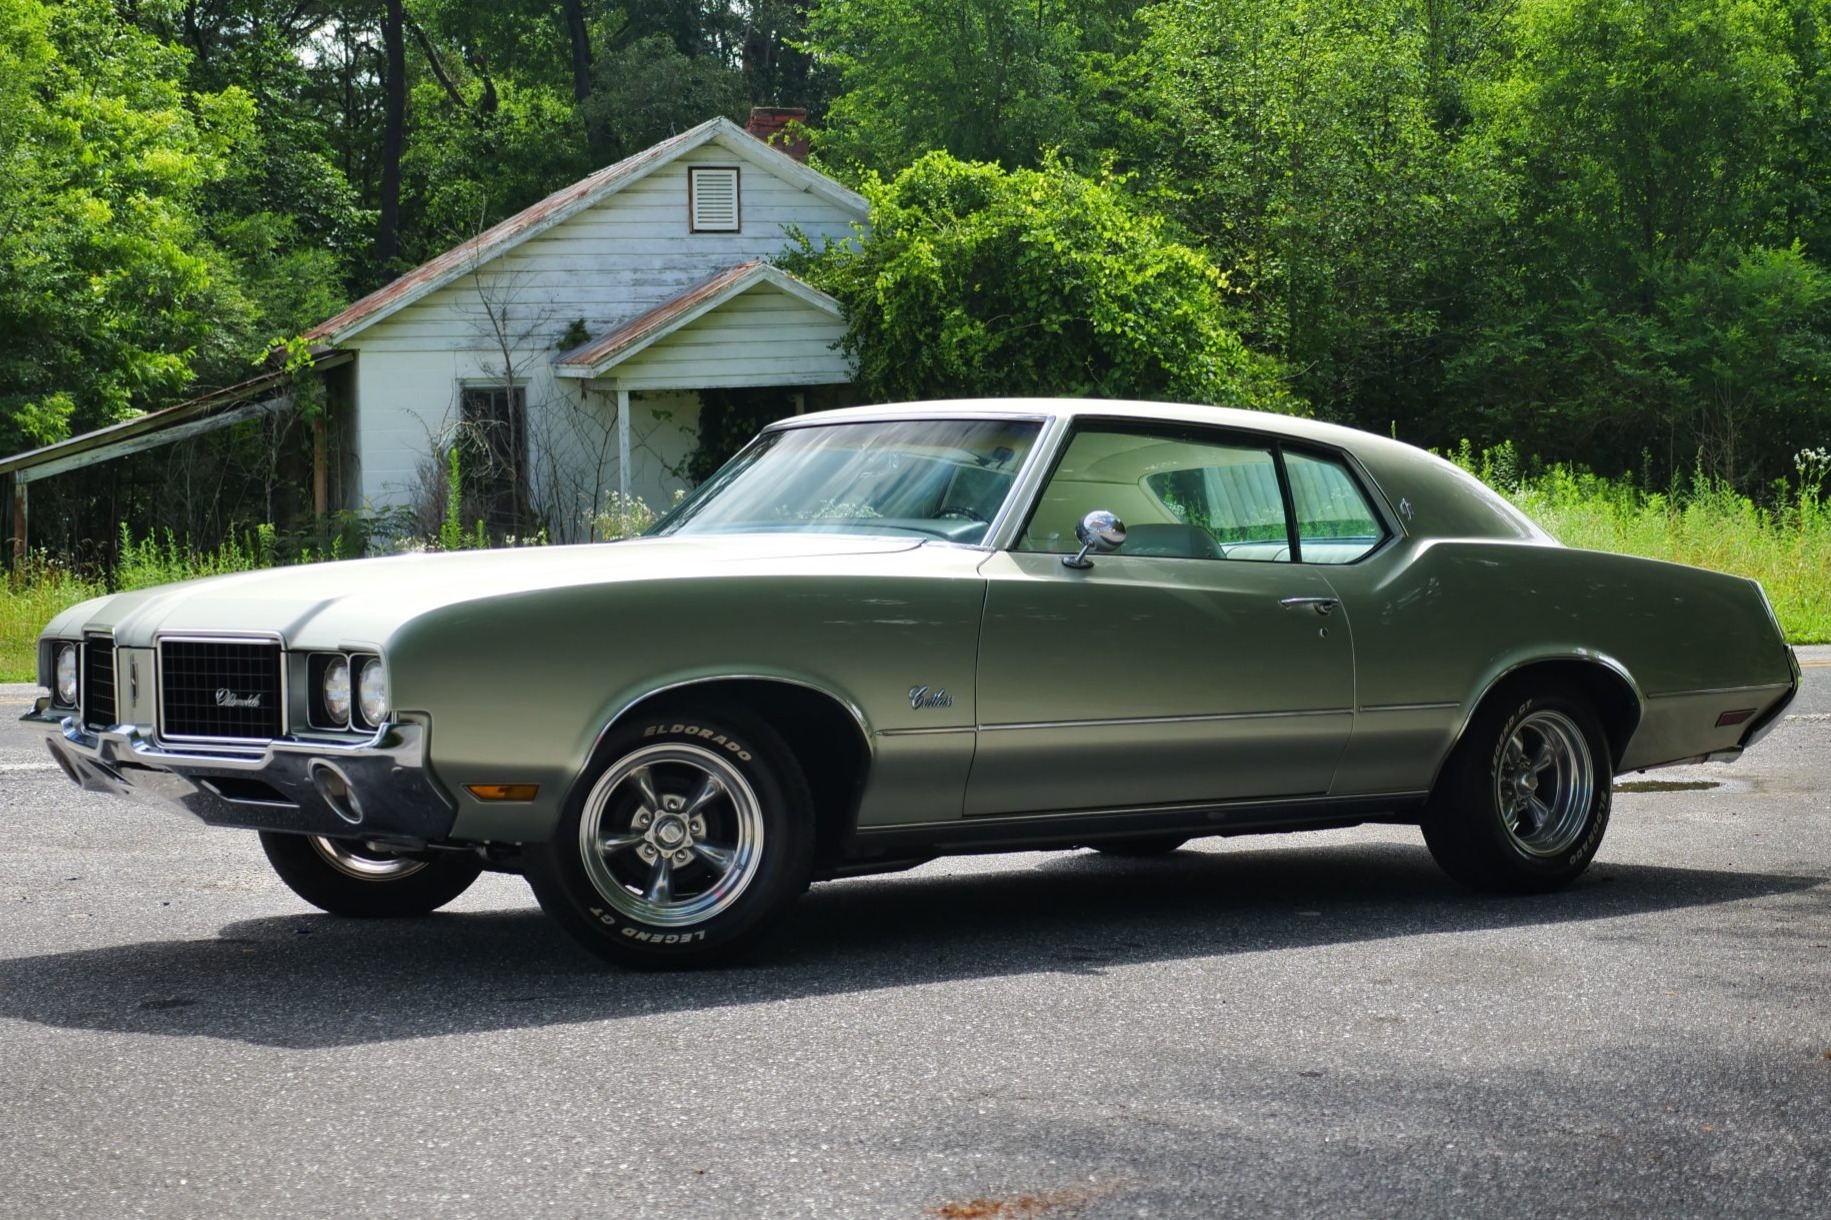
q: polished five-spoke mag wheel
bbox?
[1493,709,1596,859]
[578,744,765,927]
[525,707,814,967]
[1422,687,1613,893]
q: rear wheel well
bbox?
[612,680,870,873]
[1468,660,1641,769]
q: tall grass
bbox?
[0,526,290,682]
[0,561,105,683]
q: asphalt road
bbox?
[2,659,1828,1220]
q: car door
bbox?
[966,422,1359,816]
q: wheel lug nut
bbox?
[673,850,691,865]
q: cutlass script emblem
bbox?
[215,688,262,709]
[908,686,955,710]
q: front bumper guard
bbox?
[20,699,457,844]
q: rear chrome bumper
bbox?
[20,698,457,844]
[1742,646,1803,750]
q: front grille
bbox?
[160,639,283,740]
[83,638,116,728]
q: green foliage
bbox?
[9,0,1831,547]
[804,0,1143,176]
[1125,0,1502,427]
[580,33,750,158]
[114,522,276,591]
[784,152,1291,407]
[0,0,258,451]
[1445,0,1831,488]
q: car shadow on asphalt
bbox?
[0,839,1821,1048]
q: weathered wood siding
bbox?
[347,144,860,520]
[609,284,849,391]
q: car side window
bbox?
[1286,450,1384,563]
[1017,427,1292,561]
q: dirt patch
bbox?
[931,1184,1113,1218]
[1613,780,1721,793]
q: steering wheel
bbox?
[933,505,987,523]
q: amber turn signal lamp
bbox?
[1714,708,1757,728]
[465,784,539,801]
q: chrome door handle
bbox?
[1279,596,1339,616]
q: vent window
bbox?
[689,166,740,232]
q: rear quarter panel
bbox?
[1324,539,1794,792]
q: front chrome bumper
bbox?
[20,698,458,844]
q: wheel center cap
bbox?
[654,816,687,847]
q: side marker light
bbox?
[466,784,540,802]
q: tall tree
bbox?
[1126,0,1500,431]
[375,0,407,276]
[1449,0,1828,485]
[803,0,1145,176]
[0,0,258,453]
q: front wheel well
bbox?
[608,680,870,872]
[1463,660,1642,770]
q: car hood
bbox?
[48,534,928,648]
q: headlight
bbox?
[323,656,352,724]
[358,658,388,725]
[55,644,78,706]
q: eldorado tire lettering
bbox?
[642,723,751,761]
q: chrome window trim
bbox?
[1001,413,1405,566]
[980,413,1070,552]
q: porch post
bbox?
[10,473,24,569]
[312,414,328,522]
[616,387,632,527]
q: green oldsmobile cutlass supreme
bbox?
[24,401,1800,966]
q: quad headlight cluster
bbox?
[308,651,388,731]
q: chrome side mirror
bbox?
[1062,510,1127,569]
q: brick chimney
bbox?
[745,107,810,162]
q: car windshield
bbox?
[652,418,1043,544]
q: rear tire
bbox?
[524,705,814,968]
[259,832,483,916]
[1421,688,1612,893]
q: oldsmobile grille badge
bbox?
[215,688,263,709]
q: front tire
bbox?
[1421,688,1612,893]
[524,706,814,968]
[259,831,483,916]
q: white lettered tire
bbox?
[524,706,814,967]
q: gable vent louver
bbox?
[690,167,741,232]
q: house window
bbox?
[457,384,527,534]
[689,167,741,232]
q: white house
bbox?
[2,113,867,553]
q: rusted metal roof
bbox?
[552,261,843,378]
[302,116,865,348]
